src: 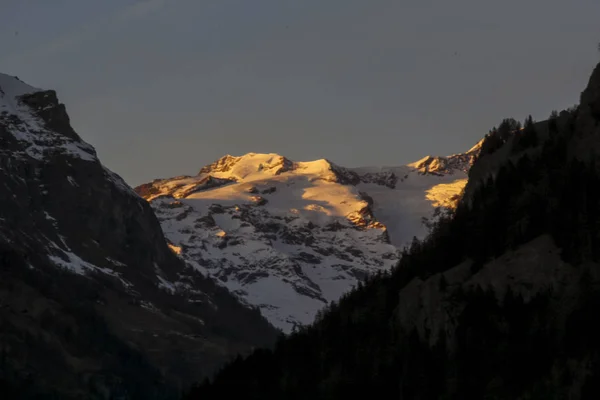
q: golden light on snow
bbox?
[300,184,359,218]
[137,149,480,332]
[216,230,227,238]
[425,178,468,208]
[167,243,182,255]
[305,204,329,214]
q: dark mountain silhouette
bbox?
[0,74,278,399]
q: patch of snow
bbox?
[425,179,467,208]
[153,262,179,294]
[44,211,57,224]
[103,166,139,197]
[167,243,182,255]
[355,169,469,247]
[467,138,485,153]
[58,141,96,162]
[106,257,126,267]
[140,300,159,313]
[0,73,42,99]
[66,176,78,187]
[46,242,94,273]
[46,241,131,287]
[157,275,177,294]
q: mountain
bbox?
[186,62,600,400]
[0,74,277,399]
[135,145,480,332]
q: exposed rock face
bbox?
[0,74,277,399]
[136,147,480,332]
[360,171,399,188]
[407,140,482,176]
[326,161,361,185]
[198,154,240,174]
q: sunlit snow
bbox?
[142,148,477,332]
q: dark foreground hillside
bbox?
[0,75,278,399]
[186,62,600,400]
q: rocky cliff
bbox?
[0,74,277,399]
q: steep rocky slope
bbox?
[0,74,277,399]
[136,145,480,332]
[186,62,600,400]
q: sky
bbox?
[1,0,600,186]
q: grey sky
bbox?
[1,0,599,186]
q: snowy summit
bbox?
[136,147,480,332]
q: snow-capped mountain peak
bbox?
[0,73,101,164]
[198,153,297,178]
[466,137,485,153]
[0,73,41,99]
[195,152,359,184]
[137,145,480,332]
[406,141,480,175]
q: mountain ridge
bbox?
[135,145,479,331]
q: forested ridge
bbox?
[186,62,600,400]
